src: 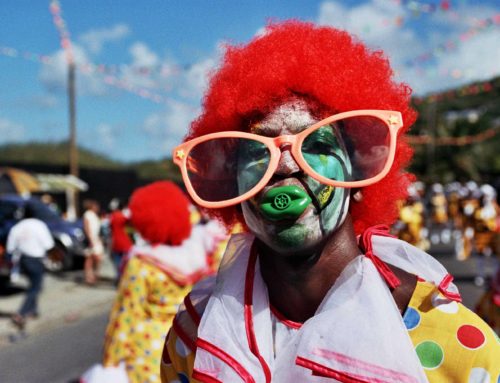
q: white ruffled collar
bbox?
[193,232,458,382]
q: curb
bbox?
[0,259,117,347]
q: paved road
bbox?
[0,312,108,383]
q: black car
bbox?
[0,194,87,280]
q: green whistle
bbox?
[260,185,312,220]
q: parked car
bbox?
[0,194,87,281]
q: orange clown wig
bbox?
[186,20,416,234]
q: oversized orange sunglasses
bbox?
[173,110,403,208]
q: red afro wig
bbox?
[129,181,191,245]
[187,20,416,234]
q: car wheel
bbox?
[44,242,73,272]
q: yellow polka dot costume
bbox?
[81,182,228,383]
[104,256,192,383]
[404,281,499,382]
[160,233,500,383]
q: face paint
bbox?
[301,125,352,182]
[238,100,352,254]
[237,139,270,194]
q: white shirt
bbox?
[83,210,101,243]
[6,218,55,258]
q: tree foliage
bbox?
[409,76,500,184]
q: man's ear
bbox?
[351,188,363,202]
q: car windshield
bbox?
[0,201,18,221]
[28,200,60,221]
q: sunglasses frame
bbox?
[173,109,403,208]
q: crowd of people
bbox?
[393,181,500,262]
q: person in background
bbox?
[82,199,104,285]
[81,181,227,383]
[161,21,499,383]
[6,205,55,330]
[108,198,133,284]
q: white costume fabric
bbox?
[192,233,460,383]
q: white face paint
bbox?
[239,100,351,255]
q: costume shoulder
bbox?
[406,280,500,382]
[160,276,215,383]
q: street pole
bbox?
[68,61,79,219]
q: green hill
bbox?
[0,141,181,182]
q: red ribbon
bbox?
[438,273,462,302]
[359,225,401,289]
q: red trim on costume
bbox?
[311,349,419,383]
[184,293,202,326]
[136,253,209,286]
[196,338,256,383]
[296,356,402,383]
[297,356,372,383]
[438,273,462,302]
[172,317,197,353]
[244,242,272,383]
[192,370,223,383]
[270,304,302,330]
[359,225,401,289]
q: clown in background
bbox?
[82,181,227,383]
[393,182,429,251]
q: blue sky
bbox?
[0,0,499,162]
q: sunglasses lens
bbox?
[186,137,270,203]
[301,115,390,183]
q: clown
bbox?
[161,21,499,383]
[81,182,227,383]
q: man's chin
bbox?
[257,221,327,255]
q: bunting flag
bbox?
[413,78,496,104]
[407,125,500,146]
[0,45,176,105]
[49,0,74,65]
[396,0,452,15]
[405,13,500,68]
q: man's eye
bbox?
[242,142,266,156]
[303,140,333,155]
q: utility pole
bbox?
[67,61,79,219]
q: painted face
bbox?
[238,100,351,255]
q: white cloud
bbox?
[317,1,422,76]
[96,123,115,149]
[179,56,217,99]
[0,117,25,142]
[316,0,500,95]
[129,42,159,67]
[142,99,201,154]
[409,28,500,94]
[119,42,161,89]
[317,0,405,45]
[38,44,107,95]
[80,24,130,54]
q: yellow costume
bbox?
[104,256,192,383]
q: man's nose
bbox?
[275,146,301,175]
